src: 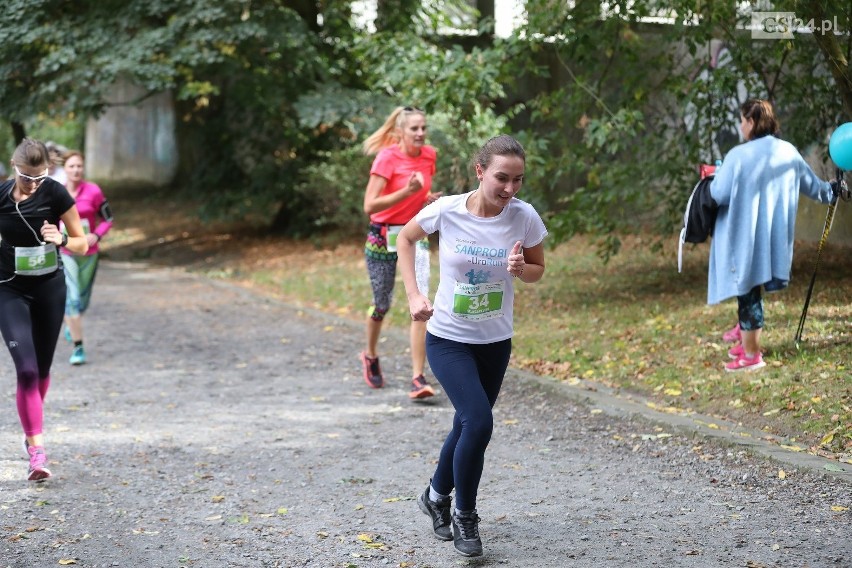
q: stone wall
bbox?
[85,78,177,188]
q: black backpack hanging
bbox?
[678,175,718,272]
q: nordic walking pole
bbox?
[794,169,843,347]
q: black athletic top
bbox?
[0,178,75,280]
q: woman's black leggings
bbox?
[0,273,66,436]
[426,332,512,511]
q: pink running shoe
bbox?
[722,323,741,343]
[728,343,745,359]
[409,375,435,400]
[725,352,766,373]
[27,445,52,481]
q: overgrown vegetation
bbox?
[2,1,850,253]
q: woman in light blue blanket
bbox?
[709,99,837,372]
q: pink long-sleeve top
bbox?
[62,180,112,256]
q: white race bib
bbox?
[386,225,404,252]
[451,280,505,321]
[15,244,58,276]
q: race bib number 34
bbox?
[452,281,505,321]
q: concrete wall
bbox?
[85,78,177,187]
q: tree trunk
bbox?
[375,0,418,32]
[11,121,25,145]
[806,0,852,120]
[290,0,320,33]
[476,0,495,39]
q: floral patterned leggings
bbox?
[364,224,429,322]
[737,286,764,331]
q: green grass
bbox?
[218,235,851,461]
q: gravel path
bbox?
[1,262,849,568]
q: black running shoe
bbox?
[451,509,482,557]
[417,487,452,541]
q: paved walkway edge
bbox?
[512,368,852,482]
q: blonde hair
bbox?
[362,106,426,155]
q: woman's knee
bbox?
[462,412,494,445]
[16,366,40,388]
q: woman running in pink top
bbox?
[359,106,442,399]
[61,151,113,365]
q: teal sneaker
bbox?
[69,345,86,365]
[64,327,72,343]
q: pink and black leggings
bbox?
[0,273,65,436]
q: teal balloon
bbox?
[829,122,852,170]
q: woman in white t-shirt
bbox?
[396,135,547,558]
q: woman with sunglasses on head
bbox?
[0,138,88,480]
[396,135,547,557]
[359,106,442,399]
[60,150,114,366]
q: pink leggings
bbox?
[0,274,65,436]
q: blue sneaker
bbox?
[69,345,86,365]
[64,327,72,343]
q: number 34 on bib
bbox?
[452,280,505,321]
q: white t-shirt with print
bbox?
[416,191,548,344]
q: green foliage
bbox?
[509,0,848,260]
[0,0,328,226]
[2,0,850,250]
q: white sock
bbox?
[429,486,448,502]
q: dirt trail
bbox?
[1,261,849,568]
